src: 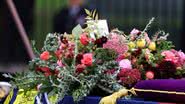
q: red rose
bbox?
[40,51,50,60]
[76,53,83,64]
[54,70,60,76]
[76,64,86,73]
[80,33,89,45]
[37,67,52,77]
[44,71,52,77]
[81,53,93,66]
[40,67,50,72]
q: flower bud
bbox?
[128,42,135,49]
[148,42,156,51]
[136,39,146,48]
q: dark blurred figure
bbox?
[0,0,34,65]
[53,0,87,33]
[182,1,185,52]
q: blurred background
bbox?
[0,0,185,73]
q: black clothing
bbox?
[53,6,87,34]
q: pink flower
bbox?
[57,60,64,67]
[146,71,154,79]
[177,51,185,62]
[172,50,185,66]
[59,43,67,50]
[40,51,50,60]
[116,54,125,62]
[81,53,93,66]
[36,84,42,91]
[130,28,140,35]
[55,50,62,59]
[144,33,151,44]
[161,50,178,63]
[80,33,89,45]
[144,49,151,61]
[64,51,74,58]
[103,34,128,54]
[119,59,132,69]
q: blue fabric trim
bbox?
[9,88,18,104]
[41,93,49,104]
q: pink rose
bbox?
[146,71,154,79]
[177,51,185,61]
[81,53,93,66]
[119,59,132,69]
[161,50,178,63]
[40,51,50,60]
[80,33,89,45]
[175,51,185,66]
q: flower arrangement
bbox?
[5,10,185,102]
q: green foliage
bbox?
[94,48,117,62]
[4,71,45,92]
[157,40,174,51]
[85,9,98,20]
[43,33,59,52]
[6,9,185,104]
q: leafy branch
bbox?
[85,9,98,20]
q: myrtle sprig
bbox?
[85,9,98,20]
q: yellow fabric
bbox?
[48,94,58,104]
[13,89,38,104]
[3,89,58,104]
[3,89,13,104]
